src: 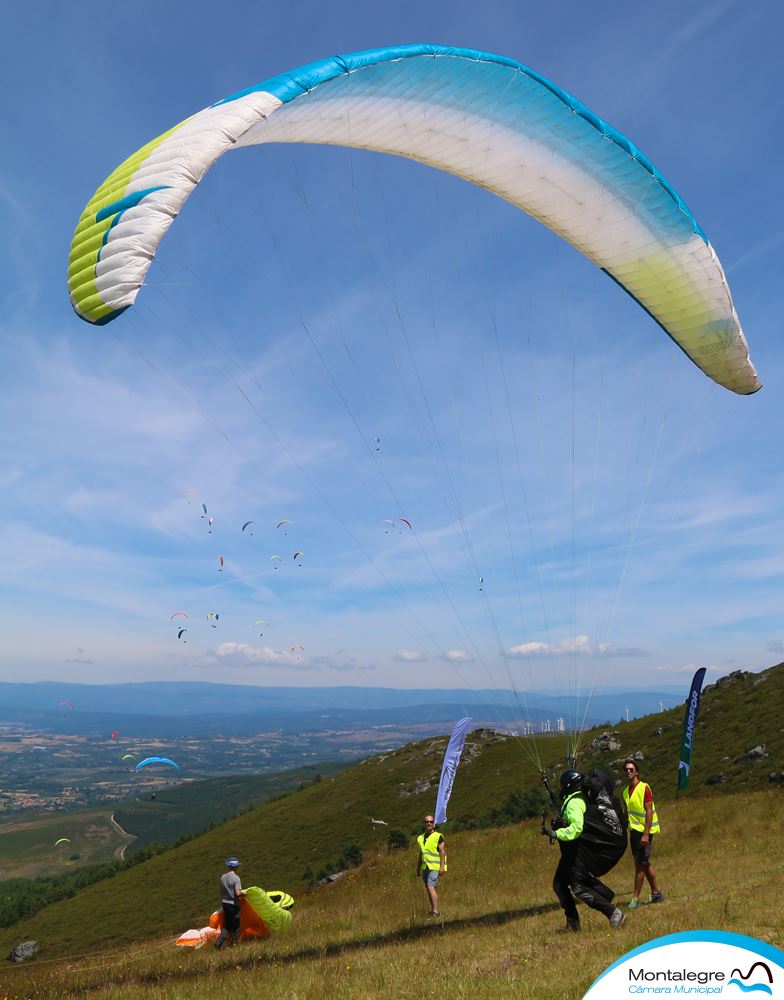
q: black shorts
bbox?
[630,829,654,865]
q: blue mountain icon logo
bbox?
[727,961,773,995]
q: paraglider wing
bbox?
[54,838,71,847]
[170,611,189,620]
[398,518,413,530]
[178,628,188,639]
[290,645,304,653]
[241,521,254,533]
[58,700,75,710]
[201,504,208,518]
[122,753,137,761]
[67,45,758,394]
[266,890,294,910]
[276,520,291,530]
[242,886,292,935]
[292,551,303,560]
[111,730,120,739]
[217,555,224,570]
[134,756,180,772]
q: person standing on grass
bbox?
[622,759,664,909]
[416,815,446,917]
[215,856,246,948]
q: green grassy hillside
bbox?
[0,662,780,967]
[0,807,129,880]
[112,761,345,853]
[2,789,780,1000]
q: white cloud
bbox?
[507,635,648,659]
[652,663,723,674]
[214,642,299,666]
[394,649,427,663]
[441,649,472,662]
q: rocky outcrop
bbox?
[591,731,622,753]
[7,940,38,963]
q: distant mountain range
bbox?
[0,681,686,736]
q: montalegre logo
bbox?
[583,930,783,998]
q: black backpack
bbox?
[579,768,628,857]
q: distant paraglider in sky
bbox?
[276,520,291,534]
[293,551,303,564]
[217,555,224,572]
[111,730,120,740]
[270,555,281,569]
[122,753,137,761]
[54,838,71,847]
[134,756,180,773]
[170,611,188,621]
[207,612,220,628]
[177,628,188,641]
[241,521,254,534]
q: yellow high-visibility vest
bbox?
[417,831,447,872]
[623,780,660,834]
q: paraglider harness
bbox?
[541,768,628,864]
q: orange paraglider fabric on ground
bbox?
[175,927,220,948]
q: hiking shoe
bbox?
[565,917,581,933]
[428,911,441,918]
[609,908,626,929]
[649,891,665,904]
[628,898,640,910]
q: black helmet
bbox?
[559,769,584,796]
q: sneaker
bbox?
[428,911,441,918]
[628,899,639,910]
[649,891,665,904]
[565,917,581,933]
[609,908,626,929]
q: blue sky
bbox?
[2,0,783,696]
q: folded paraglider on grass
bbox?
[175,887,293,948]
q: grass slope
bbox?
[112,762,345,853]
[0,808,129,880]
[0,664,780,970]
[2,789,781,1000]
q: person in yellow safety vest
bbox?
[622,759,664,909]
[416,815,446,917]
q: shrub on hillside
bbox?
[387,828,409,851]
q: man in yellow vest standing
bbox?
[622,759,664,909]
[416,814,446,917]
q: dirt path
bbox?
[109,812,135,861]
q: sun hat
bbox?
[224,857,241,868]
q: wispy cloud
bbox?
[507,635,649,659]
[395,649,428,663]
